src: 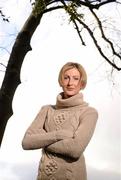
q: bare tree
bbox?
[0,0,121,146]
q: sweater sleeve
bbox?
[46,107,98,160]
[22,105,58,150]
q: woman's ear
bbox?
[80,80,86,89]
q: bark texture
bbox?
[0,12,43,146]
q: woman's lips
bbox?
[66,88,74,91]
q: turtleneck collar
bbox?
[56,92,88,109]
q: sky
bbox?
[0,1,121,180]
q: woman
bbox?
[22,62,98,180]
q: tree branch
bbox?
[89,8,121,59]
[75,16,121,70]
[61,0,117,9]
[0,8,10,22]
[0,63,6,68]
[43,5,64,13]
[84,0,117,9]
[72,19,86,45]
[61,0,121,70]
[0,47,10,54]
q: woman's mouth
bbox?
[67,88,74,91]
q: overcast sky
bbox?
[0,1,121,180]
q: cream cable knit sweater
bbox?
[22,93,98,180]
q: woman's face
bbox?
[61,67,82,98]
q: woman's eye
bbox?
[74,77,80,80]
[64,76,68,80]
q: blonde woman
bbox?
[22,62,98,180]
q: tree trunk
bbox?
[0,12,43,146]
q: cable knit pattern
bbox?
[22,93,98,180]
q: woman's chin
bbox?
[64,92,76,98]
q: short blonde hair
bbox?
[58,62,87,89]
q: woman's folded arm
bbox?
[22,105,74,150]
[46,108,98,160]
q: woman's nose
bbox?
[68,78,73,85]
